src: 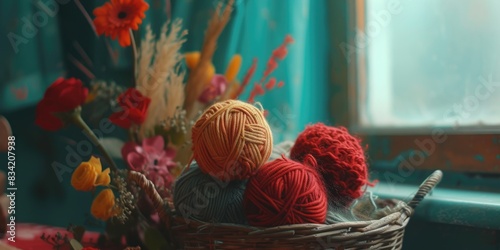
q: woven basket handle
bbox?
[128,171,171,226]
[407,170,443,209]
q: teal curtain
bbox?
[0,0,333,227]
[167,0,333,141]
[0,0,64,112]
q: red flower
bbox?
[93,0,149,47]
[82,247,99,250]
[35,78,89,131]
[109,88,151,129]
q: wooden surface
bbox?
[365,134,500,174]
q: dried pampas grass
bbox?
[184,0,234,117]
[136,20,188,136]
[164,67,186,121]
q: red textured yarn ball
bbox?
[243,156,328,227]
[290,123,369,207]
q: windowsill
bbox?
[352,125,500,135]
[368,182,500,230]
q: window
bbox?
[339,0,500,173]
[361,0,500,128]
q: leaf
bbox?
[154,126,170,145]
[155,125,186,147]
[69,239,84,250]
[167,129,186,146]
[144,228,170,250]
[99,137,125,158]
[72,226,86,242]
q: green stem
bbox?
[68,108,119,172]
[128,128,136,143]
[130,29,138,87]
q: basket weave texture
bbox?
[129,170,443,249]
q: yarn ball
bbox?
[192,100,273,181]
[243,156,328,227]
[173,162,247,224]
[290,123,369,207]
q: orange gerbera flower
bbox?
[93,0,149,47]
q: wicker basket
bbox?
[129,170,443,249]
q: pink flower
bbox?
[198,74,228,104]
[121,136,177,190]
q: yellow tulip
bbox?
[225,54,242,82]
[88,155,102,172]
[95,168,111,186]
[71,156,111,191]
[71,162,97,191]
[185,51,201,69]
[185,51,216,85]
[91,189,119,221]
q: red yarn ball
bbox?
[290,123,369,207]
[243,156,328,227]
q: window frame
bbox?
[331,0,500,174]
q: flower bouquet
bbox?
[34,0,292,249]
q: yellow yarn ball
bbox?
[192,100,273,180]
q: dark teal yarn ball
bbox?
[173,162,247,224]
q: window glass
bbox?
[361,0,500,127]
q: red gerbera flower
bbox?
[93,0,149,47]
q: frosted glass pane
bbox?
[361,0,500,127]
